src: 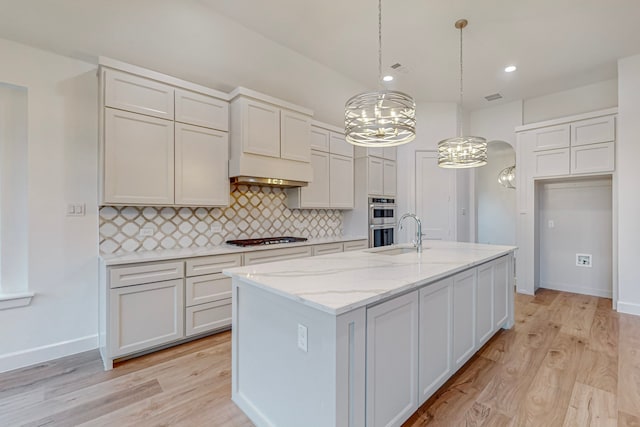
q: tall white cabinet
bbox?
[99,58,231,207]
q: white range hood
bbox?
[228,87,314,188]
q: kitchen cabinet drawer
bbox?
[531,124,570,151]
[174,88,229,131]
[104,69,174,120]
[174,123,229,206]
[109,279,184,357]
[244,246,313,266]
[343,240,368,252]
[185,273,231,307]
[186,254,242,277]
[312,242,343,256]
[310,126,330,152]
[532,148,570,178]
[185,298,232,337]
[109,261,184,288]
[571,141,614,175]
[330,132,353,158]
[571,116,615,147]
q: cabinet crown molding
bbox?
[516,107,618,133]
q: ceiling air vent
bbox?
[390,63,402,69]
[485,93,503,101]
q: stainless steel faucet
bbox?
[398,213,422,253]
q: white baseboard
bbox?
[516,288,535,296]
[0,334,98,374]
[540,282,612,298]
[617,301,640,316]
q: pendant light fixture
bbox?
[344,0,416,147]
[498,165,516,189]
[438,19,487,168]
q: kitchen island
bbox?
[223,241,516,427]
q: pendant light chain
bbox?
[458,22,464,137]
[378,0,382,86]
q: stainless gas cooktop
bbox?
[225,237,308,247]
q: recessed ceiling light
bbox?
[382,75,394,82]
[504,65,517,73]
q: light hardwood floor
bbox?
[1,289,639,426]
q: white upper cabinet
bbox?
[103,108,175,205]
[281,109,311,162]
[287,121,354,209]
[240,98,281,158]
[531,124,570,151]
[518,110,616,179]
[175,123,229,206]
[100,60,230,206]
[368,157,384,196]
[383,160,397,197]
[330,154,354,208]
[383,147,397,161]
[330,132,353,158]
[310,126,331,151]
[104,69,174,120]
[571,116,615,147]
[301,150,330,207]
[175,88,229,131]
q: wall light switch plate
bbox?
[297,323,308,352]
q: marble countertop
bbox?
[100,235,368,266]
[223,241,517,316]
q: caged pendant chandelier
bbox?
[438,19,487,168]
[344,0,416,147]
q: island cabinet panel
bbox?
[418,277,453,404]
[476,262,494,346]
[452,269,476,369]
[366,291,419,427]
[493,256,510,328]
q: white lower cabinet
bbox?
[243,246,313,266]
[366,291,419,427]
[476,262,494,346]
[343,239,369,252]
[418,278,453,404]
[452,269,476,369]
[312,242,343,256]
[109,278,184,357]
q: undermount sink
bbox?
[372,247,419,256]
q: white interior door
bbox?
[415,151,455,241]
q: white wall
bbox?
[469,100,522,243]
[0,39,98,372]
[523,79,618,124]
[470,100,524,149]
[476,143,516,246]
[0,0,367,127]
[538,179,612,298]
[617,54,640,315]
[396,102,458,243]
[0,84,28,294]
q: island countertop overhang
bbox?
[223,241,517,316]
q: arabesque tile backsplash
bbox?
[99,185,343,255]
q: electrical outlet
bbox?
[548,220,555,228]
[66,203,86,217]
[576,253,592,267]
[297,324,308,352]
[139,226,155,237]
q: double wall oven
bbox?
[368,197,396,247]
